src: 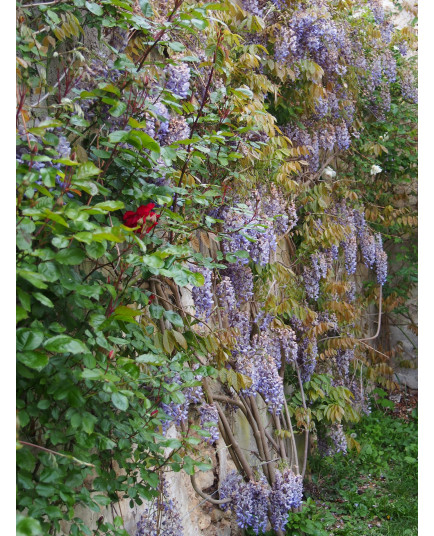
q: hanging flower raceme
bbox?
[123,203,160,234]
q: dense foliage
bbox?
[16,0,417,535]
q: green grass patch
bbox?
[287,407,418,536]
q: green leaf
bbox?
[81,368,104,381]
[93,495,112,506]
[17,231,33,251]
[194,461,213,472]
[189,271,205,286]
[233,249,250,259]
[139,0,154,16]
[70,115,90,127]
[17,306,28,323]
[92,228,125,243]
[112,392,129,411]
[93,201,124,211]
[172,330,187,349]
[108,130,129,143]
[128,130,160,153]
[76,161,101,179]
[17,449,36,472]
[182,455,195,475]
[149,304,165,319]
[168,41,185,52]
[33,292,54,308]
[192,17,208,30]
[16,329,44,351]
[38,262,60,282]
[82,412,98,434]
[92,148,111,159]
[163,311,184,328]
[17,269,48,290]
[17,288,31,311]
[42,209,69,228]
[161,438,182,449]
[136,353,166,365]
[109,101,127,117]
[17,351,49,371]
[16,516,43,536]
[86,241,107,259]
[85,1,104,16]
[71,179,99,196]
[55,247,85,265]
[143,254,165,269]
[113,305,141,319]
[44,335,88,354]
[232,87,254,99]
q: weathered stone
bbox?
[198,514,212,530]
[210,508,224,523]
[195,468,215,490]
[395,368,418,390]
[215,522,232,536]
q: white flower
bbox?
[322,166,336,180]
[370,164,382,175]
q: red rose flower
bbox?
[123,203,160,234]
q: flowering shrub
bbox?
[16,0,416,535]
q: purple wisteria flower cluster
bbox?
[289,315,322,382]
[255,350,285,414]
[335,349,355,378]
[270,469,303,531]
[190,265,214,320]
[136,476,184,536]
[165,62,191,100]
[253,326,298,369]
[236,0,416,173]
[318,424,348,457]
[215,274,298,413]
[160,370,204,433]
[304,202,388,301]
[235,478,270,534]
[261,185,298,236]
[198,403,219,444]
[219,470,243,511]
[222,192,296,267]
[224,263,254,306]
[219,469,303,533]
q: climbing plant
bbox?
[16,1,417,535]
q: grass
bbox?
[287,399,418,535]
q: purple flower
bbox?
[235,478,270,535]
[191,265,214,320]
[136,476,184,536]
[199,403,219,444]
[270,469,303,530]
[219,470,243,511]
[165,63,191,100]
[375,234,388,285]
